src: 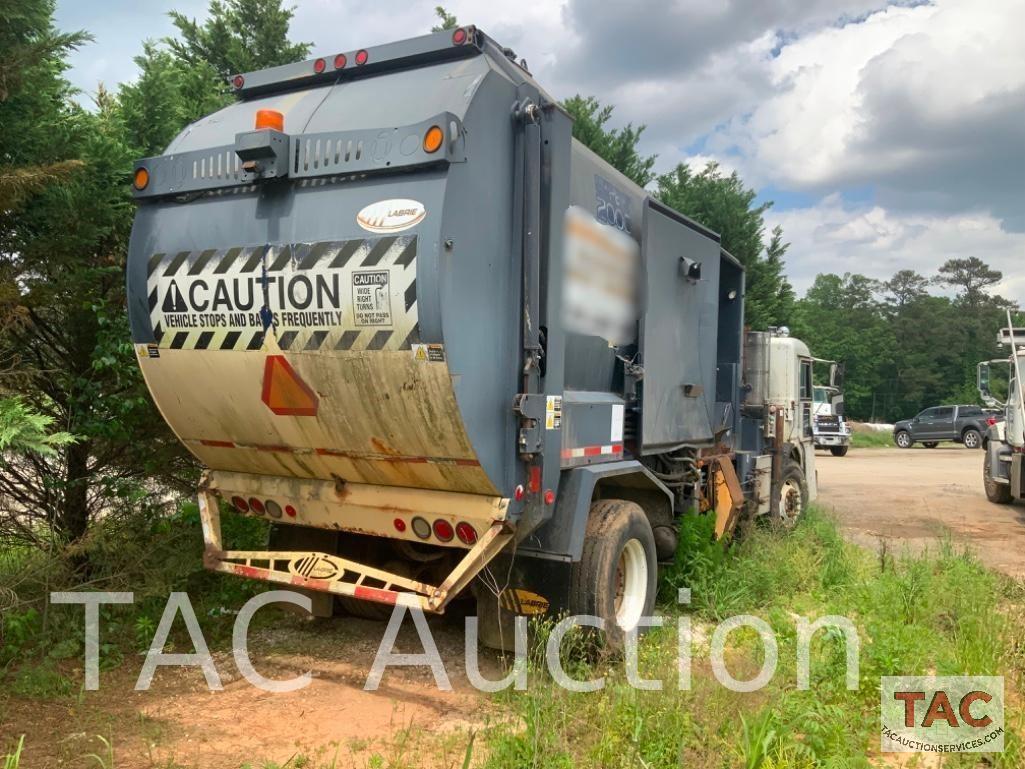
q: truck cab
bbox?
[978,319,1025,503]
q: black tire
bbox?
[777,460,809,528]
[923,442,939,449]
[984,455,1013,504]
[962,428,982,450]
[894,430,912,449]
[829,445,849,457]
[568,499,657,652]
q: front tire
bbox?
[830,445,849,457]
[777,460,809,528]
[569,499,657,652]
[962,429,982,449]
[895,430,912,448]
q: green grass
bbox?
[850,429,893,448]
[477,508,1025,768]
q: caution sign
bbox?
[412,343,445,362]
[145,236,419,352]
[352,271,392,326]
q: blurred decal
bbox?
[357,199,426,233]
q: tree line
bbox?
[0,1,1018,558]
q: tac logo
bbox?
[881,676,1004,753]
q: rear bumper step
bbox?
[197,486,513,613]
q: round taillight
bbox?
[543,489,556,506]
[393,518,406,532]
[133,167,149,190]
[355,49,369,66]
[265,500,283,519]
[231,496,249,513]
[232,74,244,89]
[284,505,297,518]
[411,516,431,539]
[452,27,467,45]
[513,485,525,502]
[313,57,326,74]
[455,522,477,545]
[334,53,347,69]
[433,519,454,542]
[248,497,265,514]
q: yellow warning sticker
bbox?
[545,395,562,430]
[411,343,445,362]
[498,588,550,615]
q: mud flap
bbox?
[473,551,572,652]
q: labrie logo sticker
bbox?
[356,199,426,233]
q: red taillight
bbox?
[433,519,454,542]
[544,489,556,506]
[354,49,369,66]
[232,74,244,89]
[334,53,347,69]
[393,518,406,533]
[455,522,477,545]
[452,27,467,45]
[987,417,997,426]
[513,484,525,501]
[284,505,297,518]
[232,496,249,512]
[248,497,265,514]
[313,57,326,74]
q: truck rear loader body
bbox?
[127,27,818,647]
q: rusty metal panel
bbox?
[138,346,497,494]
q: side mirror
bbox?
[829,362,845,389]
[977,362,998,408]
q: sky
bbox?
[55,0,1025,303]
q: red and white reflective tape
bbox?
[561,443,623,460]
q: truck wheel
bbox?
[962,429,982,449]
[569,499,657,652]
[829,446,849,457]
[923,442,939,449]
[984,456,1013,504]
[894,430,912,448]
[777,461,808,528]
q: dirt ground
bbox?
[5,444,1025,767]
[816,444,1025,578]
[1,613,503,768]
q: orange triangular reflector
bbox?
[261,355,319,416]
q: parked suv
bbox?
[892,405,996,449]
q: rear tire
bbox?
[895,430,912,448]
[962,429,982,449]
[569,500,657,652]
[984,455,1013,504]
[829,445,849,457]
[923,442,939,449]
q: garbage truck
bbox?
[978,313,1025,504]
[126,26,817,649]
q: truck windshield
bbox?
[813,387,828,404]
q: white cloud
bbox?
[767,196,1025,304]
[714,0,1025,226]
